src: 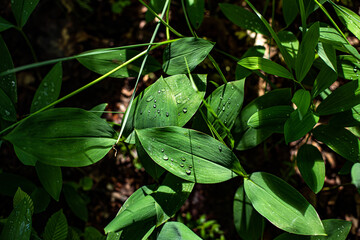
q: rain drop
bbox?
[158,90,161,94]
[153,104,157,108]
[161,149,164,152]
[166,112,169,117]
[157,110,160,113]
[218,146,222,152]
[180,163,184,167]
[183,108,188,113]
[154,99,157,103]
[163,155,169,160]
[354,66,358,73]
[161,88,166,92]
[222,107,225,111]
[188,165,192,169]
[181,157,186,162]
[171,158,174,162]
[186,169,191,175]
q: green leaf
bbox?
[233,185,264,240]
[30,63,62,113]
[247,105,293,129]
[63,184,88,222]
[0,172,36,196]
[317,42,337,73]
[89,103,108,117]
[30,187,50,213]
[274,219,352,240]
[135,126,246,183]
[329,103,360,127]
[13,144,38,166]
[238,57,294,79]
[351,163,360,192]
[79,177,93,191]
[13,187,34,215]
[0,17,14,32]
[312,125,360,162]
[66,227,81,240]
[4,108,117,167]
[84,227,105,240]
[0,35,17,104]
[0,88,16,122]
[295,22,320,82]
[283,0,298,26]
[163,37,214,75]
[219,3,270,36]
[35,162,62,201]
[292,89,311,119]
[316,80,360,115]
[235,127,273,151]
[277,31,299,68]
[297,144,325,193]
[235,46,265,79]
[137,139,165,180]
[284,110,319,144]
[77,49,161,78]
[43,209,68,240]
[311,65,338,98]
[157,222,201,240]
[0,197,32,240]
[11,0,40,27]
[185,0,204,29]
[337,55,360,80]
[332,3,360,41]
[244,172,325,235]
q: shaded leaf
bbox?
[43,209,68,240]
[0,36,17,104]
[11,0,40,27]
[329,104,360,127]
[351,163,360,192]
[63,184,88,222]
[0,172,36,196]
[277,31,299,68]
[35,161,62,201]
[311,64,338,98]
[30,187,50,214]
[185,0,204,29]
[157,222,201,240]
[89,103,108,117]
[235,127,273,151]
[0,17,14,32]
[317,42,337,73]
[0,86,16,122]
[84,227,105,240]
[292,89,311,119]
[284,110,319,144]
[13,187,34,215]
[283,0,298,26]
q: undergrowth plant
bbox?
[1,0,360,239]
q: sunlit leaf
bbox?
[331,2,360,40]
[292,89,311,119]
[247,105,293,129]
[157,222,201,240]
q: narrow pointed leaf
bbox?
[337,55,360,80]
[292,89,311,119]
[4,108,117,167]
[332,3,360,41]
[30,63,62,113]
[13,187,34,214]
[238,57,294,79]
[329,104,360,127]
[135,126,246,183]
[295,22,320,82]
[283,0,298,26]
[185,0,204,29]
[89,103,108,117]
[235,127,273,151]
[163,37,214,75]
[244,172,325,235]
[317,42,337,73]
[235,46,265,79]
[35,162,62,201]
[0,17,14,32]
[43,210,68,240]
[284,110,319,144]
[297,145,325,193]
[77,49,161,78]
[311,65,338,98]
[63,184,88,221]
[247,105,293,129]
[313,125,360,163]
[0,36,17,104]
[157,222,201,240]
[277,31,299,68]
[11,0,40,27]
[219,3,270,36]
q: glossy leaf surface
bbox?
[43,210,68,240]
[35,162,62,201]
[292,89,311,119]
[0,87,16,122]
[157,222,201,240]
[244,172,325,235]
[247,105,293,129]
[4,108,116,167]
[30,187,50,214]
[337,55,360,80]
[332,3,360,41]
[11,0,40,27]
[317,42,337,73]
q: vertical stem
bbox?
[166,0,171,40]
[181,0,196,37]
[18,29,38,63]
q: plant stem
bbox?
[166,0,171,40]
[208,54,227,84]
[18,28,38,63]
[298,0,307,35]
[181,0,196,37]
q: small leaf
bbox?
[63,184,88,222]
[233,185,264,240]
[157,222,201,240]
[317,42,337,73]
[313,125,360,162]
[35,162,62,201]
[235,127,273,151]
[43,209,68,240]
[297,145,325,193]
[316,80,360,115]
[235,46,265,79]
[284,110,319,144]
[0,17,14,32]
[30,63,62,113]
[244,172,325,235]
[162,37,214,75]
[247,105,293,129]
[4,108,117,167]
[79,177,93,191]
[0,35,17,104]
[295,22,320,82]
[77,49,161,78]
[238,57,294,79]
[332,3,360,41]
[219,3,270,36]
[185,0,204,29]
[30,187,50,213]
[292,89,311,119]
[135,126,246,183]
[13,187,34,215]
[11,0,40,27]
[89,103,108,117]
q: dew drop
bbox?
[176,99,182,104]
[154,99,157,103]
[220,96,223,100]
[148,110,151,113]
[222,107,225,111]
[166,112,169,117]
[183,108,188,113]
[161,88,166,92]
[44,82,48,87]
[161,149,164,152]
[354,66,358,73]
[50,89,55,92]
[186,169,191,175]
[188,165,192,168]
[163,155,169,160]
[158,90,161,94]
[218,146,222,152]
[180,163,184,167]
[153,104,157,108]
[181,157,186,162]
[157,110,160,113]
[171,158,174,162]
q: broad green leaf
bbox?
[84,227,105,240]
[157,222,201,240]
[332,3,360,41]
[351,163,360,192]
[185,0,204,29]
[13,187,34,214]
[193,80,245,138]
[235,46,265,79]
[278,31,299,68]
[235,127,273,151]
[0,197,32,240]
[297,144,325,193]
[30,187,50,213]
[316,80,360,115]
[35,162,62,201]
[337,55,360,80]
[43,210,68,240]
[219,3,270,36]
[0,35,17,104]
[311,64,338,98]
[274,219,352,240]
[137,139,165,180]
[135,126,245,183]
[295,22,320,82]
[0,172,36,196]
[163,37,214,75]
[0,17,14,32]
[247,105,293,129]
[233,185,264,240]
[313,125,360,162]
[11,0,40,27]
[77,49,161,78]
[89,103,108,117]
[284,110,319,144]
[283,0,298,26]
[329,103,360,127]
[292,89,311,119]
[13,144,38,166]
[0,86,16,122]
[238,57,294,79]
[30,63,62,113]
[317,42,337,73]
[4,108,117,167]
[63,184,88,222]
[244,172,325,235]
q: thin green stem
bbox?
[18,28,38,63]
[116,0,170,144]
[208,54,227,84]
[166,0,171,40]
[271,0,275,27]
[181,0,196,37]
[138,0,185,38]
[298,0,307,35]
